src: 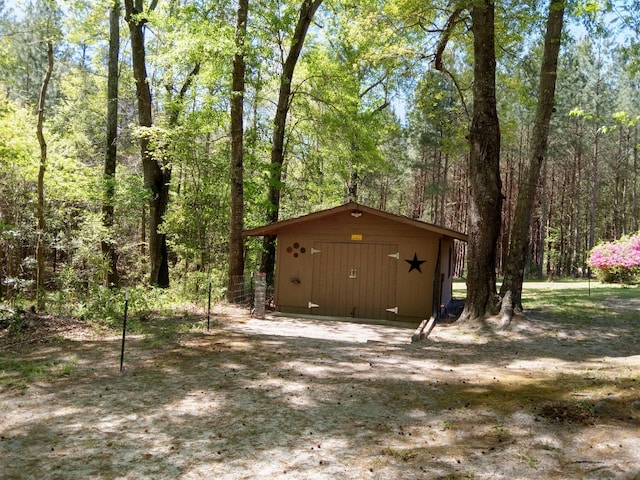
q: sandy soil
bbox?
[1,306,639,479]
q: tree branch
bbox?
[359,74,387,99]
[433,6,470,119]
[434,6,464,71]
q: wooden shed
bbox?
[243,202,467,324]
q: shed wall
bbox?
[273,210,448,324]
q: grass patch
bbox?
[493,424,510,441]
[519,452,539,468]
[0,355,77,391]
[453,279,639,324]
[521,281,638,323]
[380,447,420,461]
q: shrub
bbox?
[588,232,640,284]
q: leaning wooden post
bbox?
[119,289,129,372]
[411,316,437,343]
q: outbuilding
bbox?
[243,202,467,324]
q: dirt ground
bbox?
[1,304,639,480]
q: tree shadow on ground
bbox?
[0,306,640,479]
[1,311,639,479]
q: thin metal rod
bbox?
[120,291,129,372]
[207,281,212,331]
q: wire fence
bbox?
[226,274,254,307]
[1,273,274,351]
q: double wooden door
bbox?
[310,242,398,319]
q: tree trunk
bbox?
[537,162,548,279]
[499,0,564,314]
[124,0,170,287]
[459,1,503,323]
[227,0,249,302]
[35,40,54,312]
[102,0,120,288]
[260,0,323,286]
[588,48,604,259]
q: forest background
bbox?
[1,0,639,319]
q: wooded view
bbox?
[2,2,640,478]
[1,0,639,318]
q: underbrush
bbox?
[0,355,78,392]
[45,280,215,329]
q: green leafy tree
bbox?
[460,0,503,322]
[124,0,171,287]
[102,0,121,288]
[0,99,38,300]
[36,39,54,311]
[260,0,323,286]
[227,0,249,301]
[500,0,565,319]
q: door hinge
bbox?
[386,306,398,314]
[308,301,319,309]
[388,252,400,259]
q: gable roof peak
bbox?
[243,201,467,241]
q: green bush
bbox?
[592,266,639,285]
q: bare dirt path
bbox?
[1,306,639,479]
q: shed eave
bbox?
[242,201,468,242]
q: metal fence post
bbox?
[119,290,129,373]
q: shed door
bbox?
[310,242,397,319]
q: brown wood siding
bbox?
[273,234,314,311]
[395,239,436,318]
[271,209,454,323]
[310,242,397,319]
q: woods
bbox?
[1,0,639,319]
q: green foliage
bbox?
[170,267,227,304]
[0,304,20,330]
[0,0,638,309]
[0,354,77,391]
[58,213,111,288]
[287,6,410,210]
[48,284,187,330]
[588,232,640,284]
[591,266,638,284]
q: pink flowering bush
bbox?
[588,232,640,283]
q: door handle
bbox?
[348,268,357,279]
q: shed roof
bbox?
[242,201,468,242]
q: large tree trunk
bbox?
[459,1,503,323]
[227,0,249,302]
[499,0,564,317]
[35,40,54,312]
[102,0,120,288]
[260,0,323,286]
[124,0,170,287]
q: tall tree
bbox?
[102,0,120,288]
[124,0,171,287]
[260,0,323,286]
[227,0,249,302]
[36,39,53,311]
[500,0,565,318]
[459,0,503,322]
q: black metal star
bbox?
[405,253,426,273]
